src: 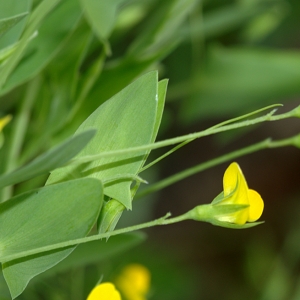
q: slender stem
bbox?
[1,77,40,201]
[0,212,190,263]
[139,105,287,172]
[102,174,147,185]
[140,139,193,173]
[136,134,300,199]
[136,139,272,199]
[69,105,297,164]
[268,136,296,148]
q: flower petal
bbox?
[247,189,264,222]
[223,162,240,196]
[223,163,249,202]
[222,162,252,224]
[223,163,249,203]
[116,264,150,300]
[87,282,121,300]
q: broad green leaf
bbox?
[1,0,81,95]
[87,49,173,116]
[42,232,146,276]
[98,78,168,234]
[0,130,96,189]
[0,1,31,50]
[153,79,168,141]
[79,0,125,49]
[1,178,103,299]
[0,13,28,39]
[47,71,158,209]
[0,271,10,299]
[88,58,158,109]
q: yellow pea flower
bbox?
[115,264,150,300]
[0,115,12,132]
[188,162,264,228]
[87,282,121,300]
[217,162,264,225]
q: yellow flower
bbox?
[115,264,150,300]
[87,282,121,300]
[0,115,12,131]
[217,162,264,225]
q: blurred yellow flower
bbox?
[87,282,121,300]
[0,115,12,131]
[115,264,150,300]
[218,162,264,225]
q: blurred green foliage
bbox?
[0,0,300,299]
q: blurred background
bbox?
[1,0,300,299]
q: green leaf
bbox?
[98,78,168,234]
[0,0,31,50]
[88,57,160,108]
[153,79,168,142]
[0,130,96,189]
[0,178,103,299]
[1,0,81,95]
[0,43,18,64]
[0,13,28,39]
[0,271,10,299]
[79,0,125,51]
[46,71,158,209]
[128,0,197,58]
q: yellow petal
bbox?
[216,162,264,225]
[0,115,12,131]
[247,189,264,222]
[223,163,249,201]
[223,163,249,204]
[87,282,121,300]
[222,162,250,224]
[116,264,150,300]
[223,162,240,196]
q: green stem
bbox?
[140,105,285,172]
[140,139,193,172]
[136,138,272,199]
[136,134,300,199]
[268,136,296,148]
[0,212,189,263]
[1,77,40,201]
[103,174,147,186]
[69,105,298,164]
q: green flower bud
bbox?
[98,199,125,234]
